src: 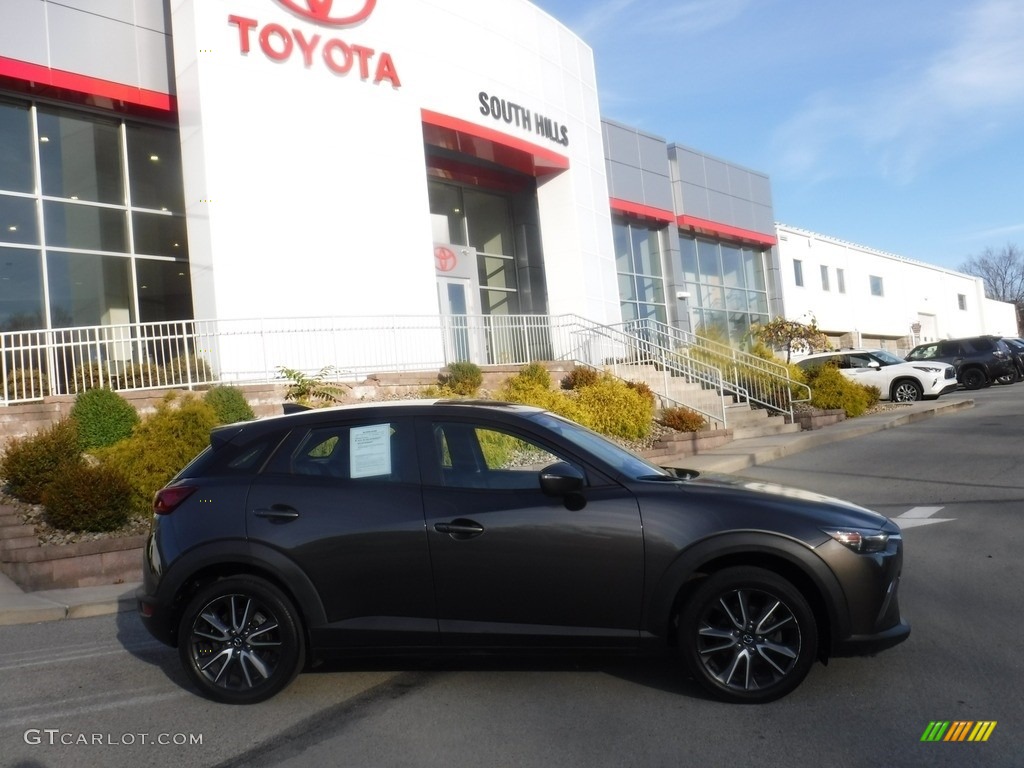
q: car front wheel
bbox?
[891,380,923,402]
[679,567,817,703]
[961,368,987,389]
[178,576,305,704]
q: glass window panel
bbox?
[699,309,728,339]
[636,276,665,304]
[465,189,513,256]
[742,249,766,291]
[0,101,34,193]
[696,240,721,285]
[0,247,45,331]
[478,254,516,290]
[728,312,749,344]
[47,251,133,328]
[870,275,884,296]
[631,226,662,276]
[481,289,519,315]
[428,181,466,245]
[748,291,769,314]
[613,220,631,272]
[620,301,638,322]
[126,124,185,212]
[725,287,748,312]
[793,259,804,287]
[43,201,126,251]
[837,268,846,294]
[721,245,742,288]
[0,195,39,245]
[679,235,698,282]
[136,258,193,322]
[132,211,188,258]
[699,284,725,311]
[37,109,123,204]
[618,273,636,301]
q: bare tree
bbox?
[959,243,1024,334]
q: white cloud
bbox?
[773,0,1024,183]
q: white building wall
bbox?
[775,224,1016,349]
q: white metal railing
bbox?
[0,314,807,427]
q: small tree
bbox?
[959,243,1024,334]
[751,316,831,362]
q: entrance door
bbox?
[435,243,484,363]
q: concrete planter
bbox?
[641,428,734,459]
[0,534,145,592]
[796,408,846,431]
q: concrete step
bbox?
[0,524,35,540]
[0,535,39,554]
[731,420,802,440]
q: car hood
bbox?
[658,469,896,533]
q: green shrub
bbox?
[439,362,483,396]
[863,385,881,409]
[497,365,571,414]
[70,388,139,451]
[43,462,134,532]
[0,419,80,504]
[658,406,708,432]
[162,354,214,386]
[97,394,219,515]
[561,366,600,390]
[626,380,656,405]
[203,385,255,424]
[804,365,872,418]
[278,365,347,407]
[5,367,48,401]
[572,376,653,440]
[517,362,552,389]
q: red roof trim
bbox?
[0,56,175,112]
[421,109,569,176]
[677,214,777,246]
[609,198,675,223]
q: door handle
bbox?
[253,506,300,522]
[434,519,485,539]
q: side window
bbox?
[847,354,871,368]
[909,344,936,360]
[431,421,577,490]
[268,421,414,483]
[937,341,961,357]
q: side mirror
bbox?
[539,462,584,496]
[868,361,881,370]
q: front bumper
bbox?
[832,620,911,656]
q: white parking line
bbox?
[896,506,955,528]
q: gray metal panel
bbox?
[602,121,641,167]
[727,165,752,200]
[707,189,733,223]
[607,160,645,202]
[136,26,174,93]
[704,158,730,194]
[637,132,669,175]
[0,0,49,67]
[680,182,711,219]
[749,173,773,206]
[55,0,134,18]
[48,3,139,86]
[133,0,169,33]
[673,147,706,186]
[731,199,756,231]
[641,169,674,211]
[752,204,775,234]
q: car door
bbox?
[842,352,888,391]
[416,415,645,647]
[245,417,436,647]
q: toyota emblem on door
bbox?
[273,0,377,26]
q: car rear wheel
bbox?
[178,576,305,704]
[961,368,986,389]
[891,379,923,402]
[679,567,817,703]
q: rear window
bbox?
[967,338,994,352]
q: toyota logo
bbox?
[273,0,376,26]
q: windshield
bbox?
[872,349,905,366]
[529,411,671,480]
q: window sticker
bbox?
[350,423,392,478]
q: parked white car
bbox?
[796,349,958,402]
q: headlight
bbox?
[822,528,890,553]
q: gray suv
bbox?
[905,336,1016,389]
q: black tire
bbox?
[961,368,986,390]
[178,576,305,704]
[678,567,817,704]
[890,379,923,402]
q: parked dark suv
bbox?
[137,401,909,705]
[905,336,1016,389]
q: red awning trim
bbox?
[677,214,777,246]
[0,55,175,112]
[609,198,676,223]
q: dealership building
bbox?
[0,0,1014,399]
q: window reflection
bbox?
[37,109,124,204]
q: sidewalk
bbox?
[0,398,973,628]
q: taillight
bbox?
[153,485,197,515]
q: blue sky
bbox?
[531,0,1024,271]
